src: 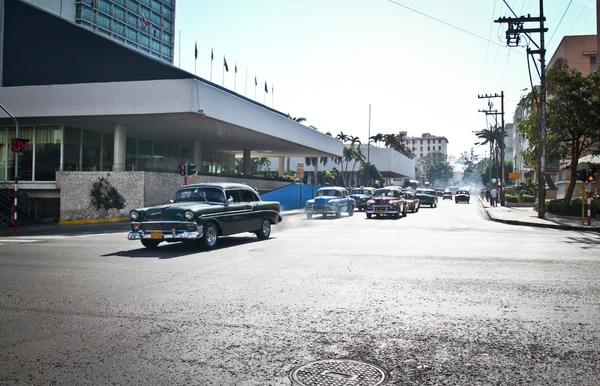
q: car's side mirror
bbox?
[169,199,174,203]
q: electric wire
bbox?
[502,0,539,50]
[566,1,589,36]
[481,0,498,84]
[526,46,539,110]
[548,0,573,45]
[386,0,516,49]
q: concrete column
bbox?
[278,156,285,177]
[113,124,127,171]
[193,140,203,172]
[243,149,251,176]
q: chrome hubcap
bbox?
[262,221,271,236]
[206,227,217,245]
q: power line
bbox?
[548,0,573,45]
[481,0,499,84]
[566,1,588,36]
[386,0,514,49]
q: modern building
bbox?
[22,0,176,63]
[0,0,342,221]
[511,95,535,184]
[547,35,596,75]
[405,133,449,161]
[503,123,514,167]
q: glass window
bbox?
[180,146,192,161]
[113,0,125,6]
[82,130,102,171]
[151,141,165,171]
[137,138,152,171]
[98,14,111,30]
[427,147,430,151]
[139,0,150,5]
[126,136,137,171]
[114,6,125,21]
[102,133,114,171]
[151,0,161,12]
[34,126,61,181]
[591,56,597,74]
[113,21,125,35]
[63,126,81,171]
[126,0,138,13]
[240,190,259,202]
[98,0,111,14]
[126,13,137,28]
[162,6,172,19]
[140,34,149,47]
[126,28,137,42]
[151,39,160,52]
[0,127,5,180]
[161,45,171,56]
[151,13,161,25]
[7,126,34,181]
[438,146,442,150]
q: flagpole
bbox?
[272,83,274,107]
[194,39,197,75]
[222,59,225,87]
[245,67,248,97]
[254,74,257,101]
[178,31,181,68]
[210,48,213,82]
[234,63,237,92]
[264,81,266,105]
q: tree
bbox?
[457,147,482,184]
[481,160,514,187]
[426,162,454,187]
[358,162,382,187]
[369,133,385,148]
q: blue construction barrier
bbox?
[261,184,326,210]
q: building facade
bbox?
[405,133,449,160]
[22,0,176,63]
[547,35,596,75]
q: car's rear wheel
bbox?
[201,222,219,249]
[366,213,372,219]
[141,239,161,249]
[336,206,342,218]
[256,218,271,240]
[402,206,407,217]
[348,205,354,216]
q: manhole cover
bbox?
[289,359,389,386]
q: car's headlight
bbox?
[184,210,195,221]
[130,210,140,221]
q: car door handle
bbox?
[242,204,253,209]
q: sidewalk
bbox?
[479,198,600,232]
[0,209,307,235]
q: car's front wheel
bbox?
[336,206,342,218]
[306,212,313,219]
[141,239,161,249]
[201,222,219,249]
[366,213,372,219]
[348,205,354,216]
[256,218,271,240]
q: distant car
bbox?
[442,190,453,200]
[350,187,376,211]
[365,187,407,219]
[403,191,420,213]
[127,183,282,249]
[455,189,470,204]
[416,189,438,208]
[305,187,354,219]
[436,189,444,197]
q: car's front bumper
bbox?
[306,206,338,215]
[365,206,398,215]
[127,221,203,241]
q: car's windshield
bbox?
[457,190,470,194]
[317,189,340,197]
[175,187,225,203]
[417,189,436,195]
[374,189,399,197]
[352,189,371,195]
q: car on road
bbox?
[349,187,376,211]
[435,189,445,197]
[127,183,282,249]
[442,190,453,200]
[455,189,471,204]
[403,191,420,213]
[416,188,438,208]
[365,186,407,219]
[305,187,354,219]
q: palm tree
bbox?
[370,133,385,148]
[336,131,349,143]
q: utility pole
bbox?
[495,1,548,218]
[366,104,371,186]
[478,92,505,206]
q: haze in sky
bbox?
[174,0,597,161]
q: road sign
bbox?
[296,162,304,179]
[509,172,521,179]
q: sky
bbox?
[173,0,597,161]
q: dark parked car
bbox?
[128,183,282,249]
[350,187,376,211]
[442,190,453,200]
[455,189,471,204]
[416,189,438,208]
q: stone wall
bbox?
[56,172,292,221]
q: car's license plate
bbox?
[377,210,383,215]
[150,232,162,239]
[316,209,322,213]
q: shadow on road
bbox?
[564,234,600,250]
[102,236,270,259]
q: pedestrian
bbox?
[485,189,490,203]
[490,186,498,207]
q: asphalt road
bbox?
[1,199,599,385]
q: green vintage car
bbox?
[415,188,438,208]
[127,183,282,249]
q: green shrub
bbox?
[90,177,126,211]
[545,198,599,217]
[505,195,519,203]
[521,194,536,203]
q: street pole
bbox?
[0,104,19,230]
[538,0,547,219]
[500,90,505,206]
[366,104,371,186]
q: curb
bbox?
[58,217,130,225]
[478,198,600,233]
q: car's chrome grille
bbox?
[312,205,327,210]
[140,222,193,231]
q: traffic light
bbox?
[187,163,197,175]
[576,169,588,182]
[588,168,597,182]
[178,164,187,176]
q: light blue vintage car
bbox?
[305,187,355,219]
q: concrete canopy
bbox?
[0,78,342,158]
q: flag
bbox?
[161,23,166,34]
[223,56,229,72]
[91,0,95,8]
[194,41,198,59]
[264,81,268,93]
[255,75,257,86]
[235,63,237,73]
[141,13,147,28]
[211,48,214,61]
